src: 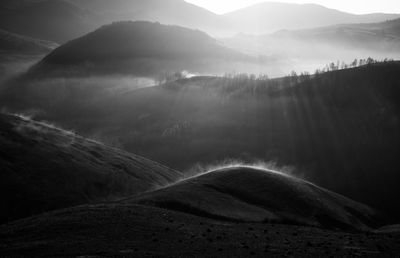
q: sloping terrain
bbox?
[222,18,400,71]
[0,0,231,43]
[0,29,57,54]
[0,0,96,43]
[0,203,399,257]
[267,18,400,53]
[31,21,250,77]
[224,2,400,34]
[69,0,232,36]
[130,166,383,230]
[2,62,400,221]
[0,113,181,224]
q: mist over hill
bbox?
[0,0,231,43]
[1,1,400,256]
[0,113,181,224]
[222,18,400,73]
[1,0,399,44]
[131,166,384,230]
[31,21,257,77]
[0,29,57,54]
[2,61,400,220]
[224,2,400,34]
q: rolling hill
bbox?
[224,2,400,34]
[31,21,251,77]
[0,0,231,43]
[0,0,96,43]
[0,113,181,224]
[2,62,400,221]
[131,166,383,230]
[222,18,400,72]
[0,166,397,256]
[1,0,399,44]
[69,0,232,36]
[0,29,57,54]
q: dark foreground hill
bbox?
[131,167,383,230]
[31,21,250,77]
[0,203,399,257]
[0,113,181,224]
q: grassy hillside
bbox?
[1,62,400,220]
[131,166,384,230]
[0,113,181,224]
[31,21,250,77]
[1,203,399,257]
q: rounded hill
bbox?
[131,166,384,230]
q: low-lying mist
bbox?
[222,34,400,76]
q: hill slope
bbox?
[69,0,232,36]
[2,62,400,220]
[1,203,399,257]
[32,21,249,77]
[267,18,400,53]
[0,29,57,54]
[131,166,383,230]
[0,0,231,43]
[0,113,181,224]
[222,18,400,71]
[0,0,96,43]
[224,2,400,34]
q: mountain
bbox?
[69,0,232,36]
[0,29,57,54]
[31,21,250,77]
[131,166,383,230]
[0,0,231,43]
[224,2,400,34]
[268,18,400,52]
[2,0,399,44]
[221,18,400,72]
[0,113,181,224]
[0,0,96,43]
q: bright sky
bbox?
[185,0,400,15]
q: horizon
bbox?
[185,0,400,15]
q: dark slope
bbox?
[0,113,181,224]
[32,21,249,77]
[0,0,231,43]
[130,167,383,230]
[0,0,96,43]
[1,204,399,257]
[2,62,400,220]
[69,0,232,36]
[0,29,57,54]
[224,2,400,34]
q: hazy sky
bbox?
[185,0,400,14]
